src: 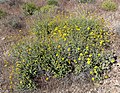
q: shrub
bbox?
[22,3,38,15]
[101,0,117,11]
[11,16,117,90]
[8,17,23,29]
[0,9,7,19]
[47,0,58,5]
[40,5,55,13]
[77,0,95,3]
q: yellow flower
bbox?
[87,58,91,61]
[76,27,80,31]
[98,53,101,57]
[63,33,67,36]
[100,35,103,38]
[46,77,49,81]
[67,48,70,51]
[65,43,68,46]
[9,85,12,89]
[90,31,94,35]
[20,81,22,84]
[87,27,90,30]
[90,71,93,75]
[102,48,104,51]
[111,59,115,63]
[68,53,70,56]
[62,58,64,60]
[94,69,97,73]
[63,25,67,28]
[106,40,110,42]
[86,46,89,50]
[28,52,31,54]
[104,75,109,79]
[55,27,58,31]
[94,66,98,69]
[58,45,61,48]
[16,67,19,71]
[27,64,29,67]
[80,53,83,56]
[64,38,67,41]
[53,33,56,35]
[28,48,31,51]
[16,63,20,67]
[10,81,13,84]
[105,75,109,79]
[87,60,91,65]
[100,40,104,45]
[9,75,12,79]
[78,57,81,61]
[92,44,95,46]
[74,59,77,63]
[22,59,25,62]
[92,77,94,81]
[58,30,61,33]
[85,51,88,54]
[56,53,58,56]
[77,47,80,51]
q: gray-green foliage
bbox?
[0,0,9,3]
[0,9,7,19]
[22,3,38,15]
[77,0,95,3]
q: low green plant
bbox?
[47,0,58,5]
[101,0,117,11]
[77,0,95,3]
[8,17,23,29]
[0,9,7,19]
[40,5,55,13]
[0,0,8,3]
[22,3,38,15]
[11,15,117,90]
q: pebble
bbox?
[4,90,9,93]
[1,37,5,40]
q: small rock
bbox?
[0,77,4,83]
[4,90,9,93]
[1,37,5,40]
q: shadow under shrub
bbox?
[11,15,117,90]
